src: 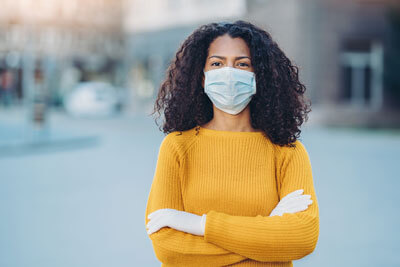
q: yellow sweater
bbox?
[145,125,319,266]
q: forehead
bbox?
[208,34,250,57]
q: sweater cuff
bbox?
[204,210,223,243]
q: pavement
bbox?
[0,106,399,267]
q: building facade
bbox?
[246,0,400,127]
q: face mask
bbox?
[204,67,256,115]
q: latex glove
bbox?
[146,208,207,236]
[269,189,313,217]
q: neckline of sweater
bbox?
[196,125,266,138]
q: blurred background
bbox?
[1,0,399,266]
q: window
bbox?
[339,39,383,110]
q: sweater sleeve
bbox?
[145,134,247,266]
[203,140,320,262]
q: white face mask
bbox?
[204,67,256,115]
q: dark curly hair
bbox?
[150,20,311,147]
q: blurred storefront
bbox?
[0,0,125,112]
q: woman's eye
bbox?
[238,62,250,67]
[211,62,221,67]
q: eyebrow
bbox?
[208,55,251,60]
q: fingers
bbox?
[280,189,304,203]
[283,199,313,211]
[271,190,313,217]
[278,198,313,216]
[282,195,313,208]
[281,195,312,207]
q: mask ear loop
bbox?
[203,70,207,89]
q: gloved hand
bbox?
[269,189,313,217]
[146,189,312,236]
[146,208,207,236]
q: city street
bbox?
[1,107,399,267]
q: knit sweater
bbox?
[145,125,319,266]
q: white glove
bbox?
[146,208,207,236]
[146,189,312,236]
[269,189,313,217]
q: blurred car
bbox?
[63,81,122,117]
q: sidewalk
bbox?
[0,106,100,156]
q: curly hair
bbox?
[150,20,311,147]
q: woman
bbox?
[145,20,319,266]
